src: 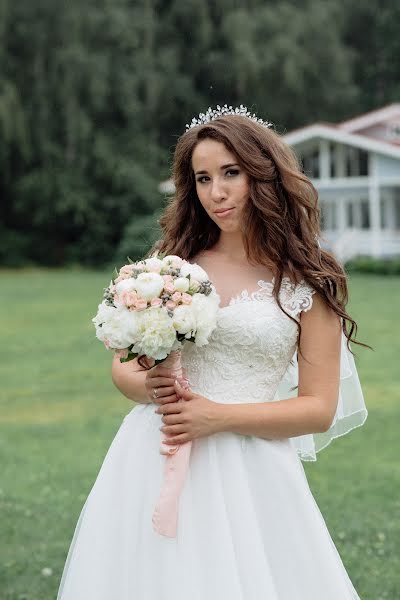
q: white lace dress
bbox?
[57,278,362,599]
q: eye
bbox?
[196,175,209,183]
[226,169,239,177]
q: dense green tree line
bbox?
[0,0,399,267]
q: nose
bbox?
[210,177,227,202]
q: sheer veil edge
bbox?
[275,326,368,461]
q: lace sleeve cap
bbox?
[281,279,316,319]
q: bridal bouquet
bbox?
[92,253,220,538]
[92,254,220,363]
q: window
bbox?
[359,150,369,176]
[347,202,354,227]
[360,200,370,229]
[301,149,320,179]
[330,143,336,178]
[345,147,369,177]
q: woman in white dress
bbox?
[57,106,368,599]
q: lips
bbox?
[214,207,235,215]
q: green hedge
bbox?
[345,256,400,275]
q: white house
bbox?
[283,103,400,261]
[159,103,400,261]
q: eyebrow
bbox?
[194,163,239,175]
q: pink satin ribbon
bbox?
[152,350,192,537]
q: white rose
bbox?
[143,257,163,273]
[188,278,201,293]
[133,272,165,300]
[174,276,190,293]
[131,306,177,360]
[161,255,184,269]
[115,277,137,295]
[179,261,209,282]
[172,304,197,336]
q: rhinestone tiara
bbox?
[185,104,273,131]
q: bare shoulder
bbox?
[300,288,341,333]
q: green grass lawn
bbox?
[0,269,399,599]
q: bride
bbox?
[57,105,368,599]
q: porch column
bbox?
[319,139,330,179]
[337,197,347,233]
[368,153,382,257]
[334,144,345,178]
[384,191,396,230]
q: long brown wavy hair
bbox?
[146,114,369,356]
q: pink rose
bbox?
[164,282,176,294]
[171,291,182,302]
[120,291,138,307]
[166,300,177,310]
[120,264,134,275]
[134,298,148,311]
[162,274,174,283]
[150,297,163,307]
[114,273,130,284]
[181,293,192,304]
[115,348,129,359]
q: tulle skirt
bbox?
[57,403,361,599]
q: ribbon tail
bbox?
[152,439,192,537]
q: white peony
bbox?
[174,276,190,293]
[133,272,165,300]
[92,302,140,349]
[180,261,209,282]
[172,304,197,336]
[131,306,178,360]
[143,257,163,273]
[115,277,137,295]
[191,290,220,346]
[92,301,115,328]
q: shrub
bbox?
[345,256,400,275]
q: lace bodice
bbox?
[181,277,315,406]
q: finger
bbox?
[164,434,191,445]
[160,424,186,435]
[162,414,185,425]
[149,367,176,378]
[156,395,179,405]
[156,402,183,415]
[147,376,176,388]
[174,379,194,400]
[151,385,176,398]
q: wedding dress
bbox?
[57,276,366,599]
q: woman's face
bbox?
[191,138,250,231]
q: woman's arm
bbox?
[111,355,179,406]
[111,355,152,403]
[216,292,342,438]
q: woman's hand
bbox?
[144,362,179,406]
[155,380,224,444]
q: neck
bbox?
[212,231,248,263]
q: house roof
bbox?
[283,113,400,161]
[337,103,400,133]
